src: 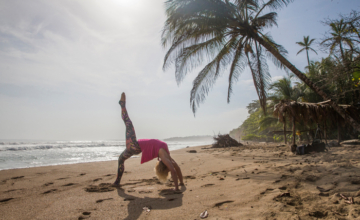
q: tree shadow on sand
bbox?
[116,186,186,220]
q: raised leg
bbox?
[113,93,142,186]
[119,93,139,152]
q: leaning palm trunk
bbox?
[254,34,360,132]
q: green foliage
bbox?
[234,10,360,142]
[242,134,267,141]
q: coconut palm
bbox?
[162,0,360,132]
[268,73,303,103]
[296,36,318,66]
[320,19,354,61]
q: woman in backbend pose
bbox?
[113,93,184,191]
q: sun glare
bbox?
[111,0,142,7]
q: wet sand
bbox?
[1,143,360,219]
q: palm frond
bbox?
[253,12,278,29]
[190,36,239,114]
[227,38,247,103]
[296,48,306,55]
[255,0,294,19]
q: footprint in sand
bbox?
[43,182,54,187]
[213,200,234,208]
[42,189,57,194]
[63,183,76,187]
[168,198,176,201]
[4,189,23,193]
[104,174,114,177]
[201,184,215,187]
[138,190,152,194]
[79,173,86,176]
[85,183,115,193]
[260,188,274,195]
[0,198,14,203]
[96,198,113,203]
[93,178,102,182]
[78,212,91,220]
[184,176,196,180]
[57,177,68,180]
[11,176,24,180]
[159,189,182,195]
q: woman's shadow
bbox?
[116,185,186,220]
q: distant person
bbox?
[112,93,184,191]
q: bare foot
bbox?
[120,93,126,102]
[179,183,185,186]
[119,93,126,107]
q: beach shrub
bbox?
[242,134,267,141]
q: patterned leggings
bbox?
[114,101,142,185]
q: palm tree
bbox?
[320,19,354,61]
[162,0,360,132]
[268,73,303,103]
[296,36,317,66]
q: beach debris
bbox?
[143,206,151,212]
[339,194,354,204]
[187,150,197,153]
[340,139,360,146]
[200,210,208,218]
[212,134,243,148]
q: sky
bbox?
[0,0,359,141]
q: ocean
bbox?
[0,139,214,171]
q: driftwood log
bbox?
[212,134,243,148]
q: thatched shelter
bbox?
[273,100,360,145]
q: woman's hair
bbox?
[154,160,170,182]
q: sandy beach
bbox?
[2,143,360,220]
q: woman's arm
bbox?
[158,148,181,190]
[172,159,184,185]
[161,157,180,190]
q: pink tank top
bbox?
[138,139,170,164]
